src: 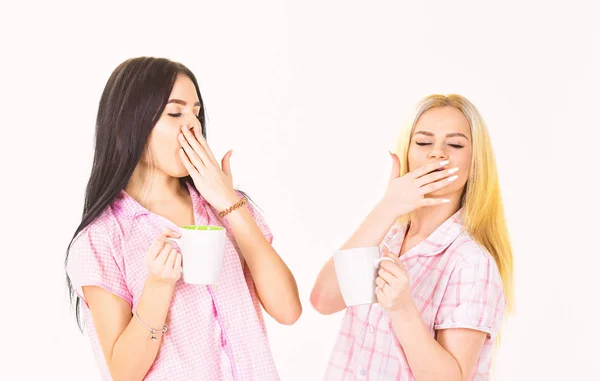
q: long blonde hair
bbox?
[395,94,514,315]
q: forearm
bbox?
[389,303,463,381]
[310,200,397,314]
[225,204,301,325]
[109,279,175,381]
[341,199,398,249]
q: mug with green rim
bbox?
[167,225,227,284]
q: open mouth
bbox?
[427,167,446,175]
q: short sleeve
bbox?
[434,253,506,340]
[243,197,274,244]
[66,224,132,307]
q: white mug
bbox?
[167,225,227,285]
[333,246,394,306]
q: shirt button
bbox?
[359,368,367,377]
[368,326,375,334]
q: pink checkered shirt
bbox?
[325,209,506,381]
[67,182,279,380]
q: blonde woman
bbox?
[311,94,513,381]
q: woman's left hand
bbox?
[178,124,238,211]
[375,246,414,313]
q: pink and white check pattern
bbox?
[67,183,280,380]
[325,210,506,381]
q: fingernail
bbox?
[183,125,188,131]
[447,175,458,181]
[440,160,450,166]
[447,167,459,174]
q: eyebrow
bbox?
[167,99,201,107]
[414,131,469,140]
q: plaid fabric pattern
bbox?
[325,210,506,381]
[67,183,279,380]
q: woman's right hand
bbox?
[382,152,459,218]
[144,229,183,285]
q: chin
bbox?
[429,185,464,199]
[164,165,190,179]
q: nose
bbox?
[181,121,204,137]
[181,115,200,129]
[427,143,449,161]
[183,115,200,128]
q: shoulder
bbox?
[448,232,494,266]
[445,231,503,289]
[69,206,125,261]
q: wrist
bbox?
[388,299,419,321]
[375,198,403,222]
[145,275,178,291]
[217,190,242,211]
[219,192,248,218]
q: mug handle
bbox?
[166,238,183,274]
[166,237,181,249]
[373,256,395,267]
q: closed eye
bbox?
[169,113,201,119]
[416,142,463,148]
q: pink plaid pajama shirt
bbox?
[67,183,280,380]
[325,210,506,381]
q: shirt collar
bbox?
[401,208,465,257]
[113,181,207,220]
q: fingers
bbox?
[164,249,178,271]
[179,148,201,177]
[147,234,167,261]
[375,284,389,299]
[190,124,218,164]
[409,160,450,179]
[174,252,183,272]
[375,276,387,288]
[155,242,174,266]
[164,228,182,239]
[419,197,451,207]
[377,267,397,285]
[145,229,183,283]
[179,129,207,171]
[181,124,217,166]
[419,175,459,196]
[146,229,179,262]
[388,151,401,182]
[221,150,233,176]
[415,167,459,187]
[380,260,405,279]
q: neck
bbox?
[125,163,186,210]
[406,190,462,238]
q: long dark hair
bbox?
[66,57,206,328]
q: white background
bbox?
[1,0,598,380]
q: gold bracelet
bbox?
[219,197,248,218]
